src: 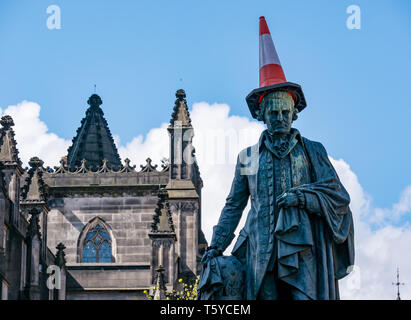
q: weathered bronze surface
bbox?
[199,91,354,300]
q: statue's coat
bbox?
[210,130,354,300]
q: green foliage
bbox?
[143,278,199,300]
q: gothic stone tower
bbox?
[166,89,205,279]
[0,116,60,300]
[43,90,206,299]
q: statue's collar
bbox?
[259,128,302,159]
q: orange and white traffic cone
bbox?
[259,16,286,88]
[246,16,307,119]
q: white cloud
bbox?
[330,158,411,299]
[372,186,411,226]
[0,101,71,167]
[116,123,170,170]
[3,100,411,299]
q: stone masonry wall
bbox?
[47,196,157,265]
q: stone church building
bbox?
[0,89,207,300]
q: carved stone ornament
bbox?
[55,242,67,267]
[140,158,158,173]
[151,188,175,236]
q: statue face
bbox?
[261,91,295,135]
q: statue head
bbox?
[257,91,298,135]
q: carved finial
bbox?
[55,243,67,267]
[0,115,14,128]
[56,242,66,251]
[153,265,167,300]
[175,89,186,100]
[140,157,158,172]
[75,159,89,173]
[28,156,44,169]
[97,158,111,173]
[87,94,102,107]
[170,89,191,126]
[119,158,136,173]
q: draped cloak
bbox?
[208,130,355,300]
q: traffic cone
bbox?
[259,16,286,88]
[246,16,307,119]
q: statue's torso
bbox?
[242,133,312,237]
[263,138,313,271]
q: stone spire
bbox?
[0,115,24,227]
[67,94,121,171]
[20,157,47,204]
[166,90,207,278]
[167,89,198,184]
[20,157,50,264]
[169,89,192,127]
[0,115,22,166]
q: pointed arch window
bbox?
[82,224,112,263]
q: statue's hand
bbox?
[201,248,222,265]
[277,192,299,208]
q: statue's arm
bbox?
[298,140,350,216]
[303,193,322,216]
[209,154,250,253]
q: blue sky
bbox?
[0,0,410,210]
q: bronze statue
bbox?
[198,16,354,300]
